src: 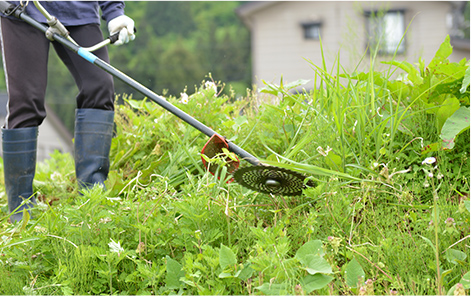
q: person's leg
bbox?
[74,108,114,189]
[0,18,49,129]
[52,24,115,190]
[2,127,38,222]
[52,24,114,110]
[0,18,50,222]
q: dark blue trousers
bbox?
[0,17,114,129]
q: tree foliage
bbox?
[43,1,250,132]
[107,1,251,96]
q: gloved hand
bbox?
[108,15,135,46]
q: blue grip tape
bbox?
[77,48,97,64]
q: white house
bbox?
[236,1,470,89]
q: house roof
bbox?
[235,1,277,26]
[236,1,461,26]
[237,0,458,15]
[236,1,275,16]
[236,1,469,49]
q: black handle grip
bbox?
[109,27,137,44]
[109,32,119,44]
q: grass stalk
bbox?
[431,179,443,295]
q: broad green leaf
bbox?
[219,244,237,269]
[222,120,235,128]
[201,153,211,163]
[236,263,254,281]
[218,272,233,279]
[284,79,311,91]
[441,268,454,282]
[382,60,423,85]
[302,274,334,293]
[61,285,74,296]
[432,63,467,79]
[440,106,470,149]
[387,79,411,98]
[221,148,238,162]
[465,200,470,213]
[436,96,460,131]
[255,282,288,295]
[429,35,453,68]
[379,147,387,155]
[446,285,456,295]
[303,255,333,275]
[421,142,441,155]
[460,271,470,289]
[447,272,471,295]
[325,152,343,172]
[446,284,461,296]
[295,240,324,265]
[445,248,467,265]
[127,99,144,110]
[460,66,470,93]
[345,257,365,287]
[166,256,184,290]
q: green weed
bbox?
[0,36,469,295]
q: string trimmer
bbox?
[0,1,314,196]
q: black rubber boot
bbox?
[74,108,114,190]
[2,126,38,223]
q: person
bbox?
[0,1,135,222]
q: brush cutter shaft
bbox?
[96,59,260,167]
[2,2,261,167]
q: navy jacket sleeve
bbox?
[99,1,125,24]
[1,1,126,26]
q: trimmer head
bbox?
[233,166,315,196]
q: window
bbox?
[302,22,321,40]
[366,10,405,55]
[448,1,470,40]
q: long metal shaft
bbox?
[0,2,261,166]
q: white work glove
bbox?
[108,15,135,46]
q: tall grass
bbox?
[0,36,469,295]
